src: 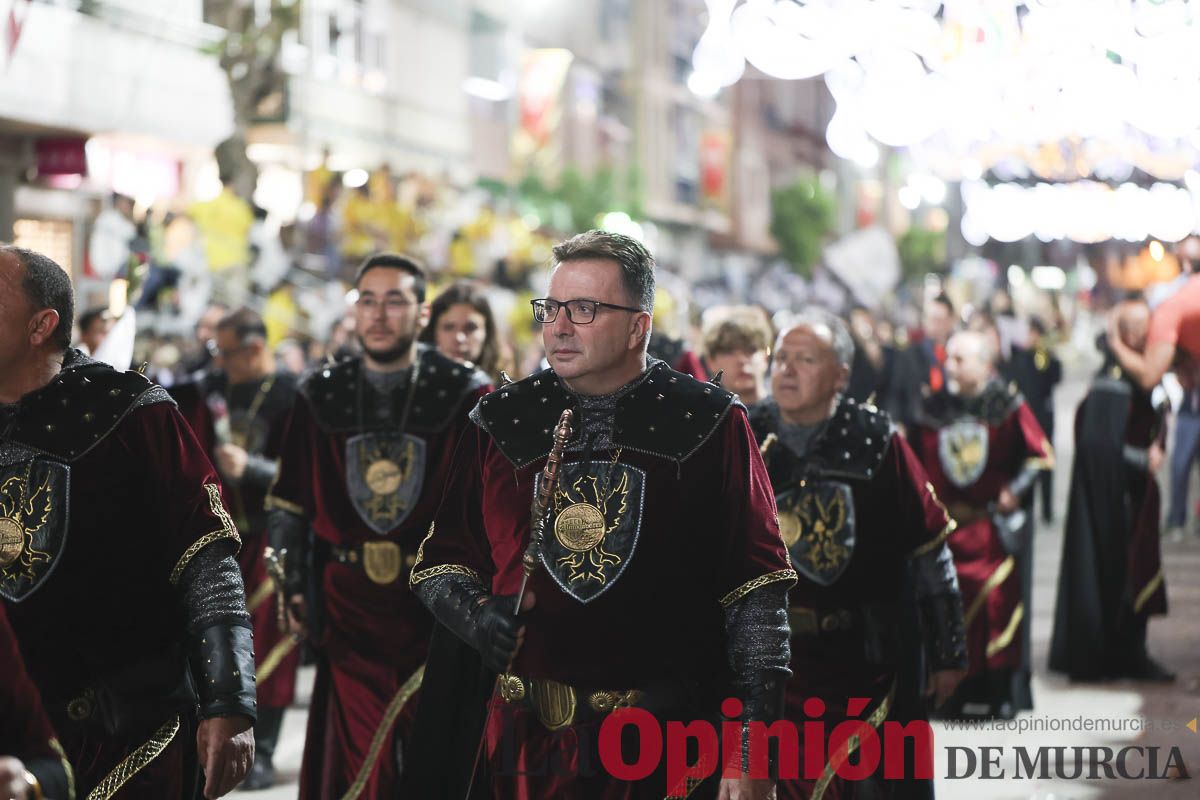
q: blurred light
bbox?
[297,202,317,223]
[687,71,721,99]
[344,289,359,306]
[1149,240,1165,261]
[1031,266,1067,291]
[851,141,880,169]
[521,212,541,230]
[462,77,510,102]
[1007,265,1027,287]
[1077,262,1098,291]
[342,169,369,189]
[600,211,644,241]
[899,185,921,210]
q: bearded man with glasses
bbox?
[410,230,794,799]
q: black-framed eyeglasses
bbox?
[530,298,644,325]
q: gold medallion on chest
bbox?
[554,503,607,552]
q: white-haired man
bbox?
[908,330,1052,719]
[750,308,967,797]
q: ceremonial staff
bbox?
[465,407,574,796]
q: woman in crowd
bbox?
[419,280,504,380]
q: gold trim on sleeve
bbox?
[340,665,426,800]
[964,555,1015,627]
[986,602,1025,659]
[408,563,482,588]
[264,494,305,515]
[85,716,180,800]
[718,569,798,608]
[1134,569,1165,614]
[255,636,299,685]
[812,678,896,800]
[169,484,242,585]
[911,519,957,559]
[49,738,75,800]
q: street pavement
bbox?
[238,356,1200,799]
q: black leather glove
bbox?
[919,593,968,672]
[266,507,309,597]
[420,575,523,673]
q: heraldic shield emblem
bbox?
[938,420,990,489]
[0,459,70,603]
[540,460,645,603]
[346,433,426,534]
[777,480,855,587]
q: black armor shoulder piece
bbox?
[916,380,1021,427]
[807,397,894,480]
[298,356,358,429]
[613,362,738,462]
[972,381,1023,425]
[479,362,738,468]
[475,368,579,468]
[301,348,487,434]
[2,350,175,462]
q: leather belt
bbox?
[330,541,416,586]
[788,606,857,636]
[497,673,646,730]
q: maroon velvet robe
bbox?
[753,400,954,800]
[171,373,301,709]
[910,391,1051,679]
[0,604,71,791]
[2,359,241,798]
[412,366,794,798]
[267,353,489,800]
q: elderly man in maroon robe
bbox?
[266,253,490,799]
[1049,296,1171,682]
[909,330,1052,720]
[751,309,966,800]
[0,244,256,799]
[411,230,795,799]
[170,307,301,789]
[0,604,73,800]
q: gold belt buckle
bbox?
[362,540,402,585]
[789,607,818,635]
[498,673,526,703]
[530,679,577,730]
[587,689,644,714]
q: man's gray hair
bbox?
[778,307,855,368]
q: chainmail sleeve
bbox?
[177,541,257,721]
[722,582,791,773]
[178,541,249,632]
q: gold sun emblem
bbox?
[358,439,416,523]
[0,472,53,580]
[553,470,630,585]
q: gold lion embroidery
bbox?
[358,438,417,524]
[790,490,850,576]
[0,472,53,581]
[552,471,629,585]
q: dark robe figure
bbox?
[1048,355,1170,681]
[0,604,73,798]
[266,346,489,799]
[887,339,946,433]
[751,396,966,800]
[1008,333,1063,523]
[910,381,1051,718]
[170,369,301,782]
[1,351,256,798]
[410,361,795,798]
